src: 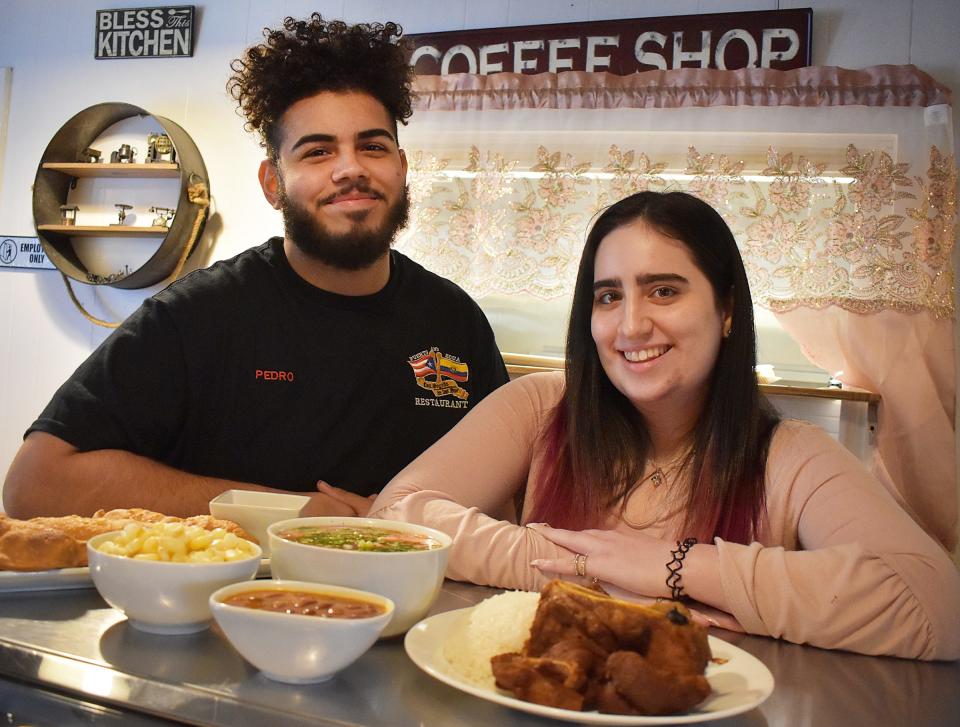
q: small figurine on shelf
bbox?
[78,147,101,163]
[149,206,175,228]
[110,143,136,163]
[86,265,131,284]
[146,133,176,163]
[112,203,133,225]
[59,205,79,226]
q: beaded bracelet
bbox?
[665,537,698,601]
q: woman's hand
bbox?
[527,524,674,599]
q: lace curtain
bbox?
[396,65,958,550]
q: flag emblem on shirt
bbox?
[408,347,470,400]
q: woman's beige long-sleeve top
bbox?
[369,372,960,660]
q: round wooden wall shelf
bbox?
[32,102,209,289]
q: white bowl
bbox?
[87,532,262,634]
[208,490,310,556]
[210,579,394,684]
[268,517,451,637]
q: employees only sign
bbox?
[0,237,56,271]
[96,5,195,59]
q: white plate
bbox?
[405,608,774,725]
[0,566,95,592]
[0,559,272,593]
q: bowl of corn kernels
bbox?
[87,521,262,634]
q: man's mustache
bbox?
[320,182,385,205]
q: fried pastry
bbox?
[0,509,257,571]
[0,516,87,571]
[93,508,169,524]
[23,515,137,542]
[491,580,711,716]
[94,509,253,540]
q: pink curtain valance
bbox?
[411,65,952,111]
[400,64,958,550]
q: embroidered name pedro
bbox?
[255,369,295,382]
[408,347,470,405]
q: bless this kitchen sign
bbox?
[96,5,195,59]
[408,8,811,75]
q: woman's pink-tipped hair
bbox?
[526,403,761,544]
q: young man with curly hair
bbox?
[4,15,508,520]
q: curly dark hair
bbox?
[227,13,413,158]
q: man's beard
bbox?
[279,182,410,271]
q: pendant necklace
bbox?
[641,449,689,489]
[619,449,691,529]
[649,467,666,488]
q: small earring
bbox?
[723,326,732,338]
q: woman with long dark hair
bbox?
[366,191,960,660]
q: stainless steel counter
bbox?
[0,581,957,726]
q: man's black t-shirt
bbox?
[29,239,509,496]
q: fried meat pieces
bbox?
[0,508,256,571]
[491,580,711,715]
[598,650,714,716]
[491,638,603,711]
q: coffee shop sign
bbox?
[409,8,811,76]
[96,5,195,59]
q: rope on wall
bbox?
[62,180,210,329]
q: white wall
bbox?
[0,0,958,491]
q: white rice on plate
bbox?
[442,590,540,689]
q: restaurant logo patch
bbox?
[409,348,470,407]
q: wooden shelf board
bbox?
[41,162,180,178]
[501,353,879,402]
[761,383,879,403]
[38,224,169,237]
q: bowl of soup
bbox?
[210,579,394,683]
[267,517,452,637]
